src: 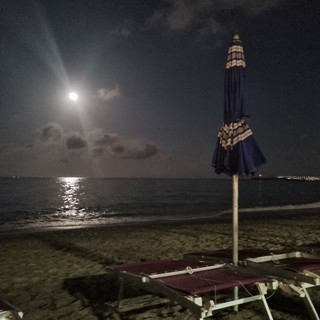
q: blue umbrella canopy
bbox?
[212,35,266,176]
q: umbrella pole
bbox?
[233,174,239,266]
[233,174,239,311]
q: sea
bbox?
[1,177,320,234]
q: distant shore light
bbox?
[68,92,79,101]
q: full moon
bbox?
[68,92,79,101]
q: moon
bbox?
[68,92,79,101]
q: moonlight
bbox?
[68,92,79,101]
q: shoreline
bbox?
[0,206,319,237]
[1,210,320,319]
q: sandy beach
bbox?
[1,210,320,320]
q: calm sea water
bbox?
[0,177,320,234]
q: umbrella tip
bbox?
[233,34,240,40]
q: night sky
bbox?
[1,0,320,178]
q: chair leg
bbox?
[261,295,273,320]
[233,286,238,312]
[301,286,320,320]
[117,277,125,309]
[257,283,274,320]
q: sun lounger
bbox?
[245,251,320,320]
[107,258,276,320]
[185,249,320,320]
[0,297,23,319]
[296,242,320,254]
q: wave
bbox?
[220,201,320,214]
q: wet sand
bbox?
[1,210,320,319]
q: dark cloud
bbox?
[66,134,87,150]
[86,128,158,160]
[111,144,125,155]
[94,133,119,147]
[39,122,63,143]
[37,125,159,160]
[115,142,158,160]
[121,144,158,160]
[0,124,203,178]
[39,123,87,150]
[0,124,159,177]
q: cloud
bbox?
[109,142,158,159]
[158,0,212,31]
[87,129,119,147]
[0,123,160,177]
[0,125,212,178]
[86,128,158,160]
[65,134,87,150]
[39,122,63,143]
[111,143,126,155]
[37,125,158,161]
[96,84,120,101]
[122,144,158,159]
[39,123,86,150]
[149,0,284,38]
[37,123,87,154]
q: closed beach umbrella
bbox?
[212,34,266,267]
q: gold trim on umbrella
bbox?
[217,120,253,149]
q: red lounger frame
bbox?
[108,259,275,320]
[185,249,320,320]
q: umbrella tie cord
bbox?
[270,253,280,264]
[186,266,194,274]
[235,280,277,299]
[265,285,279,300]
[234,280,256,297]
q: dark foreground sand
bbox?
[1,210,320,319]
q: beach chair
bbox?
[185,249,320,320]
[107,258,276,320]
[0,297,23,319]
[296,242,320,255]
